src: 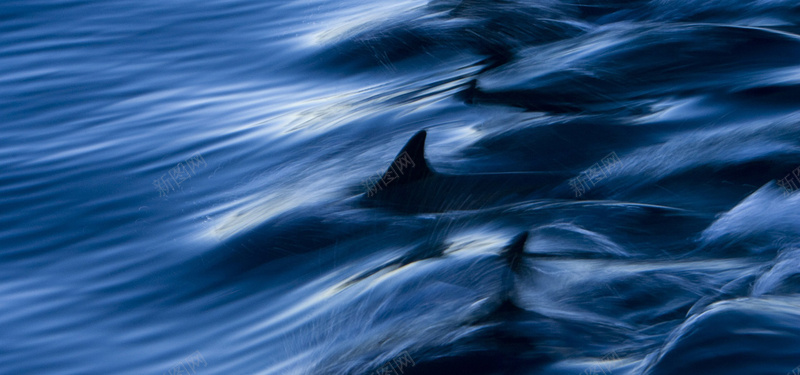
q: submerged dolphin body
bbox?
[360,130,571,213]
[357,231,551,375]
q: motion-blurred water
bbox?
[4,0,800,374]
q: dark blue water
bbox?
[4,0,800,374]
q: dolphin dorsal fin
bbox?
[380,130,434,185]
[501,232,529,273]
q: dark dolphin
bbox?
[359,231,554,375]
[361,130,572,213]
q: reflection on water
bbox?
[4,0,800,374]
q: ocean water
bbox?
[4,0,800,374]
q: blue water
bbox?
[4,0,800,374]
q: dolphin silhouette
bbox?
[359,231,549,375]
[360,130,571,212]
